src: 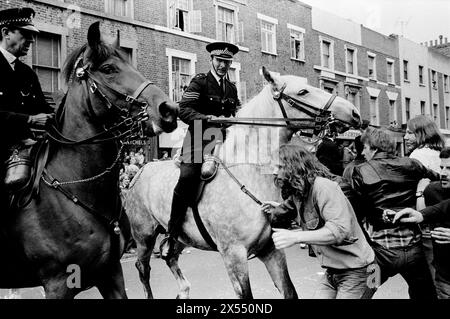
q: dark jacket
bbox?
[352,152,439,230]
[422,183,450,279]
[0,52,53,165]
[179,71,239,162]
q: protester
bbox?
[351,127,439,299]
[262,144,376,299]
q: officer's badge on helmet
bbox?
[206,42,239,61]
[0,7,39,33]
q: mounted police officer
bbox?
[0,8,54,208]
[161,41,240,259]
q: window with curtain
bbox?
[261,20,276,54]
[32,32,60,93]
[171,57,191,102]
[387,60,394,83]
[217,6,235,43]
[405,97,411,121]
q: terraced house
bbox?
[1,0,449,156]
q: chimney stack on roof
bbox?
[439,35,443,44]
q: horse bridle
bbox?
[41,54,156,238]
[272,83,336,136]
[47,55,153,146]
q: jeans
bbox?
[377,243,436,299]
[314,264,377,299]
[435,271,450,299]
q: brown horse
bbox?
[0,21,178,298]
[124,67,361,299]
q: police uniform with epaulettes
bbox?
[161,41,240,259]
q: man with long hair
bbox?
[262,144,376,299]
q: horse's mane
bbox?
[63,42,130,84]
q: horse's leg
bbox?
[258,242,298,299]
[165,241,191,299]
[43,278,78,299]
[221,245,253,299]
[97,261,128,299]
[135,233,158,299]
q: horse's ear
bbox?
[262,66,275,84]
[112,30,120,49]
[87,21,102,49]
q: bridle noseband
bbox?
[272,83,337,137]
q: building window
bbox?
[228,62,246,103]
[403,60,409,81]
[321,38,334,70]
[420,101,426,115]
[258,14,277,55]
[431,70,437,89]
[32,32,61,93]
[369,97,379,125]
[419,65,424,85]
[166,48,196,103]
[387,59,394,84]
[389,100,398,127]
[288,25,305,61]
[368,53,376,80]
[345,46,357,75]
[433,103,439,124]
[345,86,360,111]
[217,5,235,43]
[445,75,449,92]
[105,0,133,18]
[405,97,411,121]
[168,0,201,33]
[446,106,450,129]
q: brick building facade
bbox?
[2,0,449,156]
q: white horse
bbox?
[124,67,361,299]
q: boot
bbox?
[160,192,188,260]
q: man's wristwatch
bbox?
[416,190,424,198]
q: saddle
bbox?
[5,138,50,210]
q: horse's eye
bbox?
[100,64,117,74]
[298,89,309,96]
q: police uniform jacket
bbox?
[179,71,239,162]
[0,51,53,164]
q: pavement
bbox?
[0,245,408,299]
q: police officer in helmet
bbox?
[160,41,240,259]
[0,8,54,209]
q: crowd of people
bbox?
[263,115,450,299]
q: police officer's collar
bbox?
[0,45,17,69]
[210,69,225,86]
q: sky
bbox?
[299,0,450,44]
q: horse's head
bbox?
[63,22,178,137]
[262,66,361,144]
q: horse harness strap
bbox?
[41,169,122,236]
[192,204,218,251]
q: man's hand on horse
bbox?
[28,113,55,129]
[261,201,281,215]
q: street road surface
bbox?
[1,245,408,299]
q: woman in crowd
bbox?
[262,144,376,299]
[404,115,446,173]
